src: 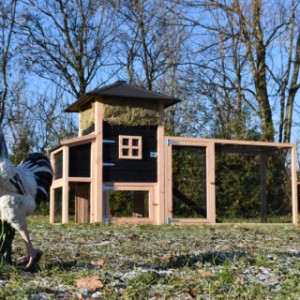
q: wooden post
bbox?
[164,137,172,222]
[207,141,216,223]
[157,102,165,224]
[62,145,69,224]
[90,99,103,223]
[291,145,298,224]
[260,154,267,223]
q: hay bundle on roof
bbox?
[103,98,160,126]
[80,102,95,133]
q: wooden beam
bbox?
[62,146,69,224]
[90,99,103,222]
[207,141,216,224]
[60,134,96,146]
[156,102,165,224]
[164,137,172,223]
[165,135,293,149]
[291,145,298,224]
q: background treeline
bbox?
[0,0,298,219]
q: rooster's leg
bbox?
[18,227,42,269]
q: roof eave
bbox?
[64,94,180,112]
[64,94,94,112]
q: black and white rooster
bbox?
[0,126,53,269]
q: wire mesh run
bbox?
[215,147,292,223]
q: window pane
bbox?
[132,149,139,156]
[122,149,129,156]
[132,139,139,146]
[122,138,129,146]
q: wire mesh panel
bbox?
[54,187,62,223]
[215,148,292,223]
[53,151,63,180]
[172,146,207,219]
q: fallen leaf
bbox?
[91,259,106,267]
[247,244,256,250]
[75,276,104,292]
[189,287,198,298]
[161,253,173,262]
[199,271,214,278]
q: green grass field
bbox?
[1,215,300,299]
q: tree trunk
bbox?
[0,220,15,265]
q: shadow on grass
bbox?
[157,250,300,271]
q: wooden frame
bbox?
[50,134,96,224]
[165,137,214,223]
[118,135,142,159]
[90,99,103,223]
[164,136,297,225]
[156,102,165,224]
[103,182,156,224]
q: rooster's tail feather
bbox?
[19,153,53,203]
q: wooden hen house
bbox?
[50,81,180,225]
[49,81,298,225]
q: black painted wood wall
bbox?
[103,122,157,182]
[69,143,91,177]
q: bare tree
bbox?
[112,0,188,91]
[183,0,300,142]
[274,0,300,143]
[29,86,78,152]
[0,0,18,124]
[111,0,196,137]
[190,3,259,139]
[5,83,77,160]
[18,0,118,98]
[6,89,33,163]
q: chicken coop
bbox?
[49,81,298,225]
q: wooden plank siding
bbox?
[103,122,158,183]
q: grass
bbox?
[0,216,300,299]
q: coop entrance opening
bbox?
[104,184,154,223]
[168,143,208,222]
